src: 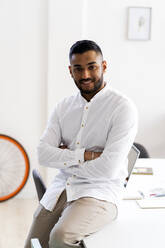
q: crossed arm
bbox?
[59,145,102,161]
[38,100,137,179]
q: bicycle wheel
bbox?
[0,134,30,202]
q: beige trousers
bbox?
[24,190,117,248]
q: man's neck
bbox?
[81,82,106,102]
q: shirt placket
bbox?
[75,102,90,149]
[66,101,91,201]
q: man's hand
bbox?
[59,145,102,161]
[84,151,102,161]
[59,145,68,149]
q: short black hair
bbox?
[69,40,103,61]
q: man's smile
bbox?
[81,80,93,85]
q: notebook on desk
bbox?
[132,167,153,175]
[136,197,165,209]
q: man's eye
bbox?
[74,67,82,72]
[88,65,96,70]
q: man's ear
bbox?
[102,60,107,73]
[68,66,73,77]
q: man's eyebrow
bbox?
[87,62,97,65]
[73,64,81,67]
[73,62,97,67]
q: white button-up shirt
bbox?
[38,83,138,211]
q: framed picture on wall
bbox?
[128,7,152,41]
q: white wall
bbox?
[0,0,48,198]
[0,0,165,197]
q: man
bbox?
[25,40,138,248]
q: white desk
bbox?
[84,159,165,248]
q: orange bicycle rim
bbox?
[0,134,30,202]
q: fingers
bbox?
[59,145,67,149]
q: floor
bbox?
[0,198,38,248]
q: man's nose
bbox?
[82,69,90,79]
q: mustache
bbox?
[79,78,94,84]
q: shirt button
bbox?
[86,107,88,109]
[77,142,80,145]
[67,182,70,186]
[81,124,84,127]
[64,162,67,165]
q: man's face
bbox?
[69,50,107,95]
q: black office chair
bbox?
[32,169,46,201]
[133,142,150,158]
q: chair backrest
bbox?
[124,145,140,187]
[133,142,150,158]
[31,238,42,248]
[32,169,46,201]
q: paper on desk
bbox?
[136,197,165,209]
[123,183,165,200]
[135,173,165,197]
[138,187,165,198]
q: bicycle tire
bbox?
[0,134,30,202]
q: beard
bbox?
[75,74,104,95]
